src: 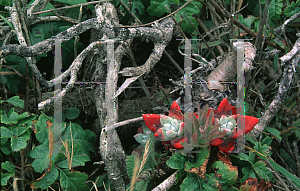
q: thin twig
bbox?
[32,0,113,15]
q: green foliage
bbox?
[180,174,200,190]
[1,161,15,186]
[0,96,95,189]
[284,0,300,17]
[0,97,36,153]
[167,153,189,169]
[126,133,156,191]
[213,161,238,185]
[65,108,80,120]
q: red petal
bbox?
[216,98,233,117]
[170,137,186,149]
[231,115,259,139]
[155,128,166,140]
[169,101,183,121]
[143,114,163,132]
[244,116,259,134]
[218,141,235,155]
[137,127,144,134]
[210,138,224,146]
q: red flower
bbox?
[210,98,259,155]
[143,101,197,150]
[142,98,259,154]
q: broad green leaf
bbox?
[173,1,202,33]
[261,136,272,146]
[0,139,11,155]
[200,175,221,190]
[166,153,188,169]
[56,155,90,168]
[253,161,273,181]
[65,108,80,120]
[249,151,255,163]
[269,0,283,21]
[0,127,13,138]
[1,161,15,173]
[11,125,29,136]
[62,123,95,156]
[245,135,256,144]
[265,127,282,141]
[1,173,13,186]
[60,169,88,190]
[30,140,59,173]
[238,153,250,162]
[11,130,30,151]
[241,167,256,182]
[180,175,200,191]
[284,0,300,17]
[30,167,59,189]
[0,0,11,6]
[5,96,24,108]
[212,161,238,185]
[147,0,170,17]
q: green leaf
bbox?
[166,153,188,169]
[280,149,297,169]
[1,173,13,186]
[11,125,29,136]
[268,159,300,188]
[0,0,11,6]
[174,1,202,33]
[284,0,300,17]
[11,130,30,151]
[253,161,273,181]
[0,14,14,29]
[241,167,256,182]
[238,153,250,163]
[147,0,170,17]
[30,140,59,173]
[265,127,282,141]
[0,127,13,138]
[1,161,15,173]
[180,175,200,191]
[200,175,221,190]
[245,135,256,145]
[52,0,87,5]
[0,139,11,155]
[65,108,80,120]
[212,161,238,185]
[5,96,24,108]
[261,136,273,146]
[268,0,283,21]
[62,123,95,156]
[30,166,59,189]
[56,155,90,168]
[60,169,88,190]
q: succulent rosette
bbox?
[210,98,259,155]
[142,101,195,150]
[142,98,259,154]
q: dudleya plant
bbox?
[217,115,236,136]
[134,122,153,145]
[208,98,259,154]
[142,98,260,155]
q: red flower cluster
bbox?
[142,98,259,155]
